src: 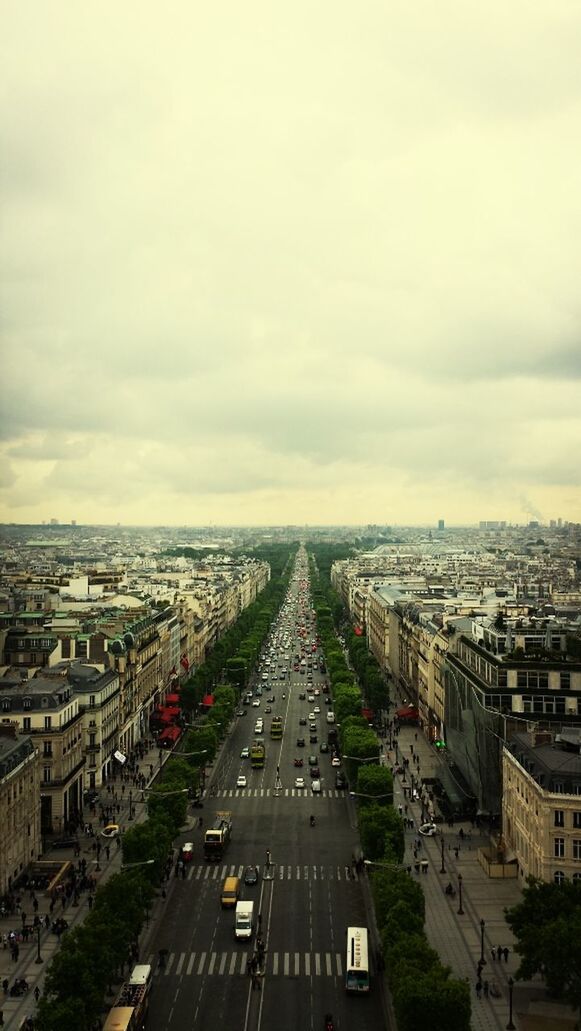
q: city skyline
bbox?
[2,2,581,527]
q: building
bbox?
[0,671,85,835]
[0,725,41,894]
[503,729,581,883]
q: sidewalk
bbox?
[388,712,544,1031]
[0,735,212,1030]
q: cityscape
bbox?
[3,2,581,1030]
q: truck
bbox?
[251,740,265,768]
[104,964,152,1031]
[204,811,232,861]
[234,900,254,941]
[270,715,283,740]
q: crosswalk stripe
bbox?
[165,953,175,973]
[175,952,185,975]
[315,953,321,976]
[273,952,279,975]
[197,952,206,975]
[187,953,196,975]
[325,953,332,976]
[153,949,343,976]
[294,952,300,976]
[304,953,311,976]
[284,952,290,976]
[208,952,217,974]
[229,953,238,976]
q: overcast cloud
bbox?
[1,1,580,526]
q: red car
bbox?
[294,757,304,767]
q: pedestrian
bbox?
[88,895,94,910]
[490,948,496,962]
[475,980,482,999]
[497,946,503,962]
[459,827,465,841]
[44,914,50,930]
[105,845,110,861]
[181,863,186,880]
[477,960,484,978]
[34,986,40,1003]
[483,980,489,998]
[503,947,509,963]
[2,978,8,995]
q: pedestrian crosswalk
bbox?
[207,787,346,799]
[149,949,344,979]
[183,862,360,882]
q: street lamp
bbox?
[457,872,464,915]
[349,791,391,800]
[35,922,43,964]
[440,836,446,874]
[120,859,156,871]
[480,919,486,965]
[506,977,515,1030]
[363,859,407,872]
[128,790,134,821]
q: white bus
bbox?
[345,926,370,993]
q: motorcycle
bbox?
[310,815,316,827]
[324,1015,335,1031]
[294,758,303,767]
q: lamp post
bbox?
[480,919,486,965]
[120,859,156,872]
[457,873,464,915]
[35,922,43,964]
[128,790,134,820]
[440,835,446,874]
[506,977,516,1030]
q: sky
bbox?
[2,1,581,527]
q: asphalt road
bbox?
[146,555,386,1031]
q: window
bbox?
[554,810,565,827]
[554,838,565,858]
[573,813,581,830]
[573,840,581,861]
[553,783,564,794]
[23,717,31,731]
[573,873,581,883]
[561,672,571,690]
[43,767,51,784]
[554,870,566,884]
[44,716,52,730]
[43,741,52,757]
[1,699,10,712]
[23,698,32,710]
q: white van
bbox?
[311,779,321,794]
[234,900,254,940]
[326,711,335,724]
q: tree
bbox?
[393,966,471,1031]
[506,878,581,1017]
[357,765,393,807]
[359,804,404,862]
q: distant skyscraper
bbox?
[438,519,445,530]
[50,518,58,525]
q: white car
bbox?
[419,822,438,837]
[237,775,247,789]
[240,747,249,758]
[252,699,261,707]
[294,777,306,789]
[311,779,321,794]
[308,695,315,703]
[331,756,341,767]
[314,688,320,696]
[313,706,320,714]
[308,712,316,721]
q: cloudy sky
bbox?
[2,2,580,527]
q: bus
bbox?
[270,716,283,740]
[345,926,370,993]
[250,741,265,768]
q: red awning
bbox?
[202,694,214,708]
[397,705,419,720]
[158,725,181,744]
[166,693,181,705]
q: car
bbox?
[252,699,260,707]
[299,716,307,726]
[311,779,321,794]
[236,775,247,789]
[240,747,250,758]
[244,865,259,886]
[101,824,120,839]
[255,687,263,695]
[308,712,316,721]
[298,691,306,700]
[309,734,318,743]
[320,742,329,753]
[308,754,318,765]
[265,705,272,714]
[294,757,304,767]
[313,706,321,714]
[295,777,306,789]
[310,765,321,778]
[267,695,276,703]
[296,737,305,747]
[419,822,438,837]
[235,708,245,717]
[180,842,194,862]
[324,697,332,706]
[331,756,341,767]
[308,695,315,703]
[243,696,251,705]
[335,772,347,789]
[309,723,317,734]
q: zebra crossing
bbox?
[208,787,346,798]
[149,949,343,979]
[183,863,360,882]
